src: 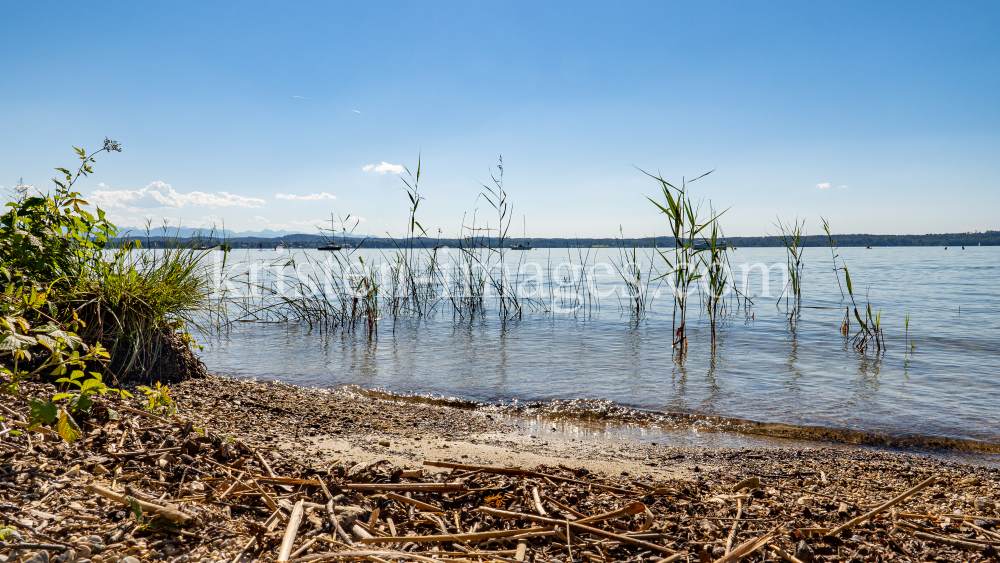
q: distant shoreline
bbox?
[113,230,1000,249]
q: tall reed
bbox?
[612,227,659,317]
[771,217,805,317]
[643,169,714,354]
[700,204,732,350]
[821,216,845,300]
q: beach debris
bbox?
[2,375,1000,563]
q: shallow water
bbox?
[199,246,1000,445]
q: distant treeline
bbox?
[115,230,1000,249]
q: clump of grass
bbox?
[700,203,734,350]
[771,216,806,318]
[613,227,659,318]
[840,265,886,354]
[73,230,217,381]
[643,169,715,354]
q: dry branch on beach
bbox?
[1,376,999,563]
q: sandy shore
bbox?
[170,376,1000,505]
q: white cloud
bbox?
[274,192,336,201]
[90,181,265,209]
[252,216,270,222]
[363,162,405,174]
[816,183,831,189]
[351,109,361,114]
[838,185,849,189]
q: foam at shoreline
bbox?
[344,385,1000,455]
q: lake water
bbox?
[198,245,1000,447]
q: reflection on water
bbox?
[200,247,1000,445]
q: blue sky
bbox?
[2,1,998,238]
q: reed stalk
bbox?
[771,217,805,318]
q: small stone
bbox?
[75,546,92,560]
[379,440,390,447]
[219,540,231,548]
[91,464,110,475]
[25,552,50,563]
[122,557,141,563]
[961,477,981,486]
[711,545,726,558]
[802,478,818,486]
[975,498,996,510]
[795,540,815,563]
[731,476,760,492]
[796,496,813,506]
[975,519,996,530]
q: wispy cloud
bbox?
[363,162,404,174]
[293,95,308,99]
[816,182,831,189]
[838,184,849,189]
[253,216,270,222]
[352,109,361,114]
[90,181,265,209]
[274,192,336,201]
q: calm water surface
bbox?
[200,246,1000,444]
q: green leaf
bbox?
[844,268,853,296]
[28,398,58,425]
[70,393,93,414]
[56,410,81,443]
[80,378,105,394]
[125,496,144,524]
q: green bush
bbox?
[1,139,214,442]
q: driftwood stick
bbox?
[542,495,587,519]
[424,460,638,495]
[325,500,352,546]
[725,498,743,555]
[576,502,646,524]
[827,476,937,537]
[277,499,305,562]
[478,506,676,555]
[768,543,807,563]
[911,531,998,551]
[515,539,528,561]
[290,538,318,559]
[256,449,278,478]
[344,482,468,493]
[532,487,547,516]
[359,527,556,544]
[349,521,374,542]
[384,492,443,513]
[231,509,281,563]
[117,405,173,424]
[290,551,441,563]
[83,484,199,525]
[712,525,782,563]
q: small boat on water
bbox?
[196,243,231,251]
[318,243,343,251]
[509,241,531,250]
